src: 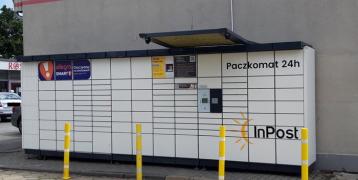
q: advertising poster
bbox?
[73,59,91,80]
[55,61,72,80]
[152,57,166,78]
[152,56,174,79]
[38,61,54,81]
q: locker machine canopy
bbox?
[139,28,257,48]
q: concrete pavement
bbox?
[1,122,358,179]
[0,169,127,180]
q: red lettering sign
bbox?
[8,62,22,70]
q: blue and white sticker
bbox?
[73,59,91,80]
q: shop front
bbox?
[0,60,21,94]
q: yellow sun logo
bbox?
[232,112,253,150]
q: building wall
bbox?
[22,0,358,171]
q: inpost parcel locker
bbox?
[20,30,315,172]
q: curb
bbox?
[0,166,166,180]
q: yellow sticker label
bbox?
[152,56,166,79]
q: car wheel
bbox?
[0,117,6,122]
[18,118,22,134]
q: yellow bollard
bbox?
[63,122,71,180]
[218,126,226,180]
[301,128,309,180]
[136,124,143,180]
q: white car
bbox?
[0,93,21,121]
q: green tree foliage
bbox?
[0,6,23,58]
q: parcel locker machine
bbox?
[19,29,316,173]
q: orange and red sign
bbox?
[38,61,54,81]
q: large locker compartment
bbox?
[21,42,315,172]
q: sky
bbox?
[0,0,14,9]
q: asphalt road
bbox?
[0,121,22,153]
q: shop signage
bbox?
[73,59,91,80]
[55,61,72,80]
[8,62,22,70]
[38,59,91,80]
[0,61,22,71]
[38,61,54,81]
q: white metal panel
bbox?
[23,134,39,149]
[154,135,175,157]
[39,81,55,90]
[93,132,111,154]
[21,62,38,77]
[304,46,316,164]
[40,111,56,120]
[176,135,198,158]
[22,105,39,121]
[132,79,152,89]
[276,89,303,100]
[248,89,274,100]
[39,91,55,101]
[22,77,38,91]
[248,76,274,89]
[40,140,56,150]
[276,76,303,88]
[222,53,247,77]
[132,112,152,123]
[56,81,73,91]
[112,112,131,122]
[276,114,304,127]
[249,101,274,113]
[198,54,221,77]
[248,51,274,76]
[21,91,39,106]
[275,50,304,75]
[276,102,304,114]
[56,91,73,100]
[23,119,39,134]
[249,114,275,126]
[75,142,92,153]
[198,78,221,88]
[112,122,131,133]
[131,57,152,79]
[40,120,56,130]
[111,58,131,79]
[112,101,131,111]
[132,101,153,112]
[276,140,301,165]
[91,59,111,79]
[56,101,73,111]
[249,138,275,163]
[226,137,248,162]
[74,132,92,141]
[112,80,131,89]
[132,90,152,100]
[153,117,174,123]
[112,133,132,155]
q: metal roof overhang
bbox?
[139,28,257,48]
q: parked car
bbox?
[0,92,21,122]
[11,106,22,134]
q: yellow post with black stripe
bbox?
[218,126,226,180]
[63,122,71,180]
[301,128,309,180]
[136,124,143,180]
